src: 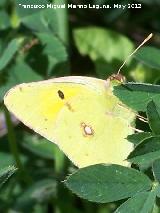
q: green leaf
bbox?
[74,27,134,63]
[0,165,17,188]
[130,63,160,84]
[0,60,42,101]
[0,152,16,168]
[0,11,10,30]
[0,0,6,7]
[37,33,68,76]
[65,164,152,203]
[0,38,22,71]
[54,0,69,44]
[127,132,152,145]
[114,83,160,112]
[128,136,160,165]
[147,100,160,135]
[21,8,58,34]
[152,159,160,182]
[37,33,67,60]
[22,134,56,160]
[22,133,66,172]
[134,47,160,70]
[114,190,157,213]
[155,184,160,198]
[10,59,43,82]
[16,0,48,18]
[0,151,26,169]
[15,179,57,209]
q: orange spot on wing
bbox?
[65,102,74,112]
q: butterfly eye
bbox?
[58,90,65,100]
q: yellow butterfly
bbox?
[3,34,152,168]
[4,75,135,168]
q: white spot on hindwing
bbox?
[81,122,94,137]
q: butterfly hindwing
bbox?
[4,76,135,167]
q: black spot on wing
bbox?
[58,90,65,100]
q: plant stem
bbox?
[4,107,32,184]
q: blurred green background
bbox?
[0,0,160,212]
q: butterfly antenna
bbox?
[117,33,153,75]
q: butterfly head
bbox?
[105,74,126,88]
[109,74,126,83]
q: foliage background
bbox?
[0,0,160,212]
